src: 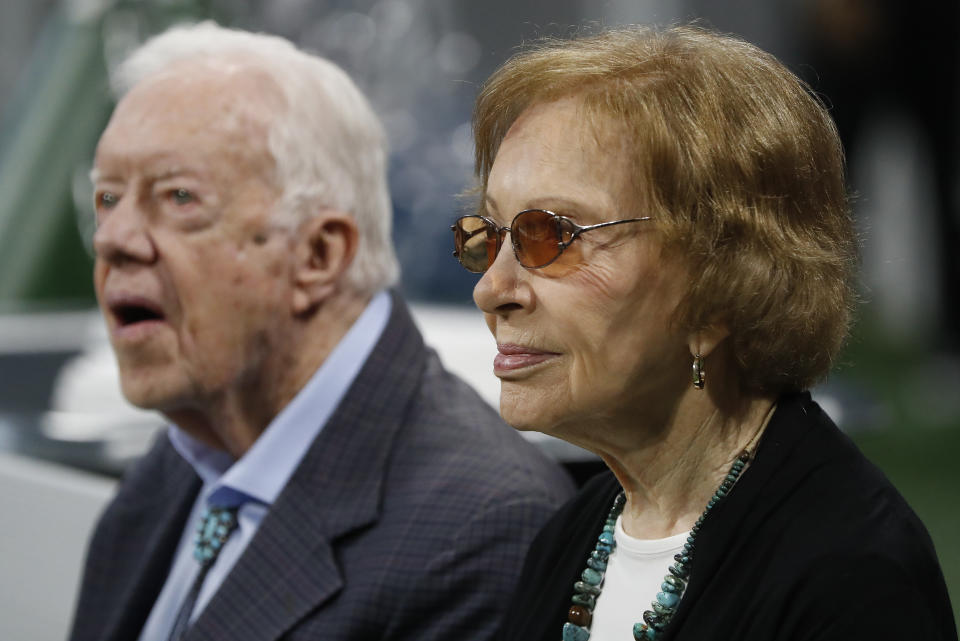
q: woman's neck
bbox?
[599,393,776,539]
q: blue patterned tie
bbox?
[167,505,240,641]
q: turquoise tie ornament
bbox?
[194,506,240,565]
[168,505,240,641]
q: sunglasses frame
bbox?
[452,208,653,273]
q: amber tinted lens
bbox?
[512,210,563,268]
[455,216,499,272]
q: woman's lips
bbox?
[494,343,560,373]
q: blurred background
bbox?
[0,0,957,638]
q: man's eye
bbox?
[170,188,194,205]
[97,192,119,209]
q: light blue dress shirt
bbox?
[137,291,392,641]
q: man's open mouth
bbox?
[110,299,166,327]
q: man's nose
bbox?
[92,198,157,264]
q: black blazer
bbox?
[498,392,958,641]
[69,294,575,641]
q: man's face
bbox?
[92,68,295,422]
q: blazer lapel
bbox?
[100,441,200,641]
[187,294,428,641]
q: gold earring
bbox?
[692,353,705,390]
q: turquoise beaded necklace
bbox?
[562,449,752,641]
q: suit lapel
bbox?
[100,440,200,641]
[188,294,428,641]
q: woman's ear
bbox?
[688,324,731,359]
[291,211,359,315]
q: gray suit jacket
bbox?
[69,294,574,641]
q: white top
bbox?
[589,515,688,641]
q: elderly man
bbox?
[68,22,573,641]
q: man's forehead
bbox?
[96,64,279,171]
[113,71,260,128]
[121,58,283,118]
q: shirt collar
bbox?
[168,290,393,507]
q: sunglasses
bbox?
[452,209,653,273]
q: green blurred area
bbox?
[0,0,222,311]
[840,319,960,627]
[853,426,960,625]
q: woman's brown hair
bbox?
[473,25,858,393]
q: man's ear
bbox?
[291,211,359,314]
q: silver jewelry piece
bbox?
[692,353,705,389]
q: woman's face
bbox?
[473,97,693,448]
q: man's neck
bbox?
[164,290,371,459]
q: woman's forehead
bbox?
[487,99,640,217]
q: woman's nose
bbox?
[473,237,530,316]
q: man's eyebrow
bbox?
[152,167,200,181]
[89,168,128,184]
[88,165,201,185]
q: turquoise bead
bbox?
[596,543,613,554]
[574,581,601,596]
[593,548,610,561]
[582,568,602,585]
[571,593,596,609]
[657,591,680,608]
[586,556,607,571]
[562,622,590,641]
[661,580,680,594]
[598,531,615,545]
[633,623,647,640]
[663,574,684,590]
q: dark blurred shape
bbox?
[798,0,960,351]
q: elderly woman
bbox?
[451,26,956,641]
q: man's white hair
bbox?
[112,21,399,294]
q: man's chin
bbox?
[118,377,185,413]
